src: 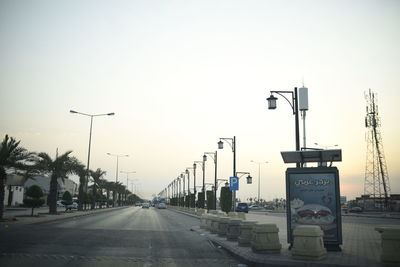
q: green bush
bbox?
[220,186,232,214]
[23,185,45,216]
[197,192,205,209]
[61,191,73,206]
[206,190,215,210]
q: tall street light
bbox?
[218,136,236,210]
[107,153,129,183]
[70,109,114,210]
[250,160,268,202]
[204,152,217,210]
[120,170,136,191]
[267,88,300,167]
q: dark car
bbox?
[235,202,249,213]
[349,207,363,213]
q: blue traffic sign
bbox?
[229,176,239,191]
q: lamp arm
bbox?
[271,91,295,114]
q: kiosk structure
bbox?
[281,149,342,251]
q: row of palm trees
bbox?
[0,134,141,220]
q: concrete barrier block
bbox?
[251,223,281,254]
[376,226,400,264]
[238,221,257,246]
[291,225,327,260]
[218,217,230,237]
[210,216,221,234]
[226,219,242,241]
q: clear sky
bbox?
[1,0,399,200]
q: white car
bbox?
[157,203,166,209]
[249,205,263,210]
[57,201,65,207]
[142,203,150,209]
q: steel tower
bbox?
[364,89,391,209]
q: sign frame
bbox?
[229,176,239,191]
[286,167,342,248]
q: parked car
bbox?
[235,202,249,213]
[157,203,166,209]
[249,205,263,210]
[135,201,141,206]
[57,201,65,207]
[142,203,150,209]
[65,202,78,211]
[349,207,363,213]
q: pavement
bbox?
[0,206,129,225]
[170,207,400,267]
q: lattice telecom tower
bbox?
[364,89,391,209]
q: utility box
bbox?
[299,87,309,111]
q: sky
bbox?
[1,0,399,201]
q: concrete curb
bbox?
[1,206,130,226]
[170,208,383,267]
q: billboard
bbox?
[286,167,342,246]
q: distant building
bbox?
[354,194,400,211]
[340,196,347,205]
[3,172,78,207]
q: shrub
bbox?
[23,185,45,216]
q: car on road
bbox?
[349,207,363,213]
[249,205,263,210]
[135,201,141,206]
[235,202,249,213]
[157,203,166,209]
[142,203,150,209]
[57,201,65,207]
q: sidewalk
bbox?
[171,207,399,267]
[0,206,129,226]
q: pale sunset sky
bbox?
[1,0,399,200]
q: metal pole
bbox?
[85,116,94,194]
[116,157,119,183]
[193,166,196,204]
[233,136,236,211]
[294,87,300,168]
[214,151,217,210]
[258,163,261,201]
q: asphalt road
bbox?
[0,207,244,267]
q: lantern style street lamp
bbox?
[267,88,300,167]
[204,151,217,210]
[218,137,236,210]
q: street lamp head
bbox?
[203,154,207,161]
[185,169,189,174]
[225,182,229,187]
[193,163,196,169]
[107,112,115,116]
[218,140,224,149]
[267,94,278,109]
[70,110,78,114]
[246,175,253,184]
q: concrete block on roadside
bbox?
[226,219,242,241]
[291,225,327,260]
[238,221,257,246]
[375,226,400,264]
[218,217,230,237]
[251,223,281,254]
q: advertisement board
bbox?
[286,167,342,247]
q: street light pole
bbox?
[204,151,217,210]
[250,161,268,201]
[267,87,300,167]
[70,109,114,211]
[107,153,129,183]
[120,171,136,190]
[218,136,236,210]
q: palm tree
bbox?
[89,168,106,210]
[102,180,113,208]
[34,150,77,214]
[97,178,109,208]
[72,161,87,211]
[0,135,35,220]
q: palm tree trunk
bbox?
[91,185,96,210]
[78,176,85,211]
[106,190,110,208]
[0,168,6,220]
[48,174,58,214]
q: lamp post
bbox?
[70,109,114,211]
[218,136,236,210]
[250,161,268,202]
[267,88,300,167]
[120,171,136,189]
[204,152,217,210]
[107,153,129,183]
